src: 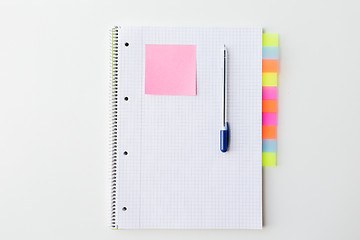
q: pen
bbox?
[220,45,229,152]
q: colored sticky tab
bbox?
[145,44,197,95]
[262,73,277,86]
[263,113,277,125]
[262,139,276,152]
[262,152,276,166]
[262,46,279,59]
[262,87,277,99]
[262,33,279,167]
[263,33,278,46]
[262,100,277,113]
[262,125,276,139]
[262,59,278,72]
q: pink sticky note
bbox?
[262,87,277,100]
[263,113,277,125]
[145,44,197,95]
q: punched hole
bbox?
[124,97,128,101]
[125,42,129,47]
[122,207,127,211]
[123,151,128,155]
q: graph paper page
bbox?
[116,26,262,229]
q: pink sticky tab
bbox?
[263,113,277,125]
[145,44,197,95]
[262,87,277,100]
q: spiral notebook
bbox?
[110,26,263,229]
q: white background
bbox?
[0,0,359,239]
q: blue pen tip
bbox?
[220,123,229,152]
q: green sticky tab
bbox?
[262,152,276,166]
[263,33,278,46]
[262,73,277,86]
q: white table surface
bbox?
[1,0,359,239]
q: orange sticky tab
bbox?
[262,125,276,139]
[262,59,278,72]
[262,100,277,113]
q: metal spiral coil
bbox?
[110,26,119,229]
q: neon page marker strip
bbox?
[262,60,278,72]
[262,125,276,139]
[262,46,279,59]
[262,100,277,112]
[262,113,277,125]
[262,139,276,152]
[263,73,277,86]
[263,33,278,46]
[262,152,276,166]
[262,87,277,100]
[262,33,278,166]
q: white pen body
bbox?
[223,45,228,128]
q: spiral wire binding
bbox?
[110,26,119,229]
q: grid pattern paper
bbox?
[115,26,263,229]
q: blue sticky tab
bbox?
[262,46,279,59]
[262,139,277,152]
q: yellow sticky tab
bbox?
[263,33,278,46]
[262,73,277,86]
[262,152,276,166]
